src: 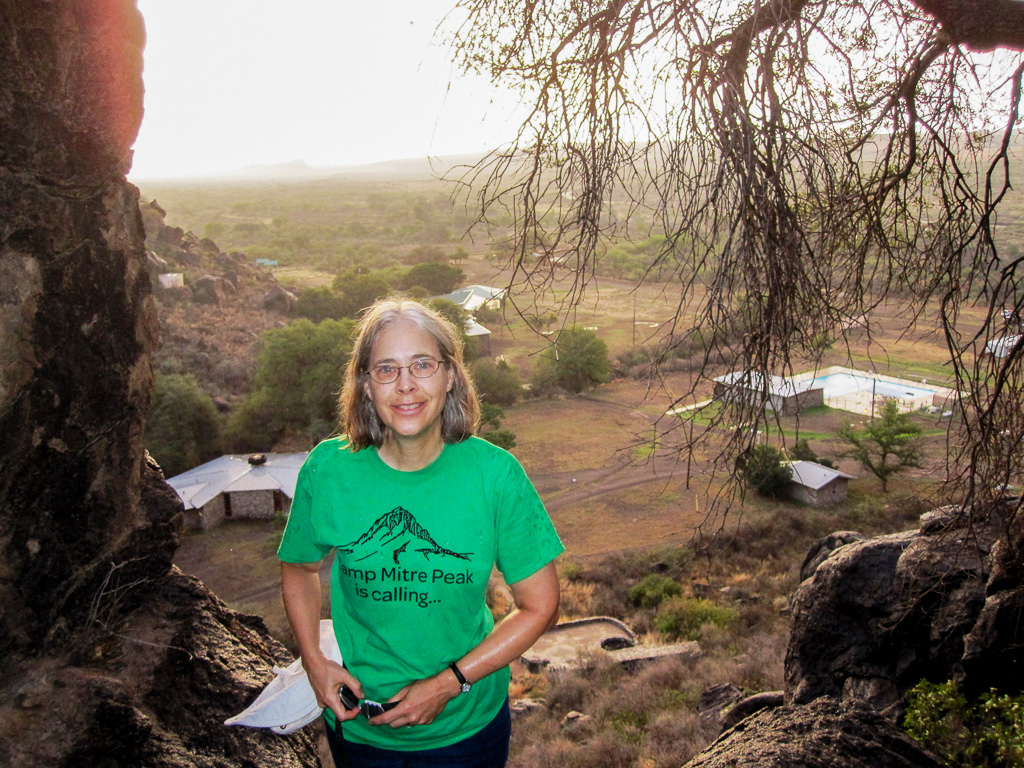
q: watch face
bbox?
[460,682,471,693]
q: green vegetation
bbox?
[628,574,682,609]
[331,269,394,317]
[836,400,924,493]
[137,178,477,273]
[294,285,347,322]
[789,437,835,468]
[225,319,355,450]
[471,358,522,406]
[401,262,465,294]
[478,402,517,451]
[146,373,221,478]
[531,327,611,395]
[736,444,793,498]
[654,597,740,641]
[904,680,1024,767]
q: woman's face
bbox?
[365,318,454,447]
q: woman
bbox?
[279,297,562,767]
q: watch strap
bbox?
[449,661,471,693]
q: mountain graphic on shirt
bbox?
[339,506,472,564]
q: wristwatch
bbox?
[449,662,471,694]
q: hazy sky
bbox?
[130,0,521,179]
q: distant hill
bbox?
[140,153,489,183]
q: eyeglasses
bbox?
[367,357,446,384]
[340,685,399,719]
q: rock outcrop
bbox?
[683,502,1021,765]
[786,504,1017,711]
[0,3,316,765]
[684,697,942,768]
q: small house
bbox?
[464,316,493,357]
[167,452,307,530]
[785,461,855,507]
[437,285,506,313]
[713,371,824,416]
[984,334,1022,359]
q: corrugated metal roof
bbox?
[437,285,505,312]
[985,334,1022,359]
[166,452,308,509]
[464,317,491,337]
[714,371,820,397]
[787,460,855,490]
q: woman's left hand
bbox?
[368,670,460,728]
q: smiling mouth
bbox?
[394,403,424,413]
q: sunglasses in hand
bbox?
[339,684,399,719]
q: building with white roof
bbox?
[437,285,506,313]
[167,452,307,529]
[713,371,824,415]
[785,460,856,507]
[984,334,1022,359]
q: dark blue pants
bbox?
[325,700,511,768]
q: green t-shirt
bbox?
[278,435,563,751]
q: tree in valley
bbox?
[444,0,1024,510]
[471,357,522,406]
[736,444,793,499]
[402,262,465,295]
[295,285,347,322]
[531,327,611,395]
[790,437,835,469]
[332,270,393,318]
[146,373,221,478]
[478,401,518,450]
[225,319,356,451]
[836,400,924,493]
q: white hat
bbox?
[224,619,341,735]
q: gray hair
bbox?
[339,297,480,450]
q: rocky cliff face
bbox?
[0,3,315,765]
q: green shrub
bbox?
[146,373,221,478]
[295,285,347,322]
[655,597,739,641]
[628,574,682,609]
[561,562,584,581]
[903,680,1024,767]
[471,358,522,406]
[736,444,793,498]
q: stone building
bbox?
[785,461,856,507]
[167,452,307,529]
[713,371,825,416]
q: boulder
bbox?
[799,531,865,581]
[697,683,743,729]
[191,274,226,305]
[0,568,319,768]
[683,697,942,768]
[785,504,1014,712]
[263,285,297,314]
[0,4,321,765]
[720,691,785,731]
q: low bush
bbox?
[903,680,1024,767]
[655,597,740,641]
[628,574,682,609]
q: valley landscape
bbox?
[6,6,1022,767]
[138,167,982,766]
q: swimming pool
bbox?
[810,372,936,401]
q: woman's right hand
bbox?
[304,653,364,723]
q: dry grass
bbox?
[500,492,925,768]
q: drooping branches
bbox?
[446,0,1024,515]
